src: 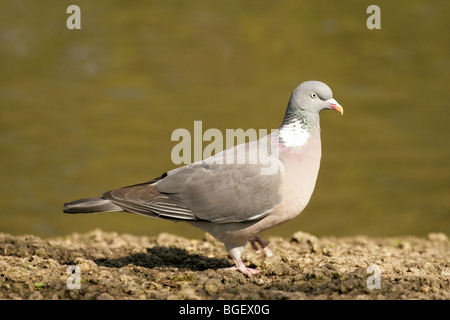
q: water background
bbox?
[1,0,449,239]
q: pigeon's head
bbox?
[289,81,343,115]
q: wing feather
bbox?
[103,137,282,223]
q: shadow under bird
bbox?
[64,80,344,276]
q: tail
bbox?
[63,197,123,214]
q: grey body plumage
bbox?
[63,81,343,276]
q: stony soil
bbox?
[0,229,448,300]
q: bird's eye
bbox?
[310,92,318,99]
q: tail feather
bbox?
[63,197,123,214]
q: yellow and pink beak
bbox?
[327,98,344,115]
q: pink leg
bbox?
[229,258,260,276]
[225,245,260,277]
[249,236,273,258]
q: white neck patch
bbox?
[279,120,310,147]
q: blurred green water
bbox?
[0,0,449,238]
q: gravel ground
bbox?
[0,229,448,300]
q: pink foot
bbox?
[225,258,260,277]
[226,265,260,277]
